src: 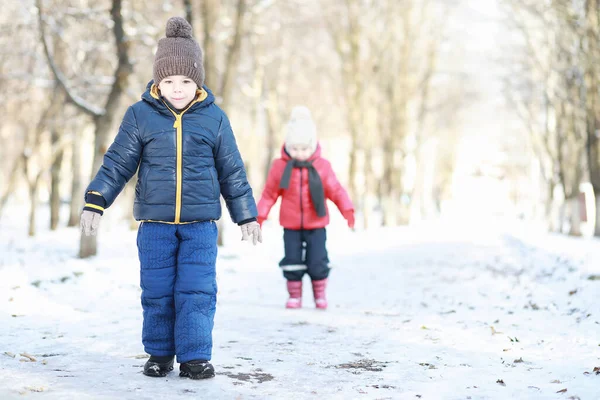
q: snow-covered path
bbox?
[1,216,599,399]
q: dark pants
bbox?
[137,221,218,363]
[279,228,330,281]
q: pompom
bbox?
[290,106,312,121]
[166,17,193,38]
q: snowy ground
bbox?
[1,207,599,399]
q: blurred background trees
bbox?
[0,0,598,258]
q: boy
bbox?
[80,17,261,379]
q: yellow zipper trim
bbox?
[152,84,207,223]
[173,113,183,223]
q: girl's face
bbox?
[158,75,198,110]
[288,144,313,161]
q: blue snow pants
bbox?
[137,221,218,363]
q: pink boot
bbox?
[312,279,328,309]
[285,281,302,309]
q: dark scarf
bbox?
[279,159,326,217]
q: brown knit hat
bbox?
[153,17,205,88]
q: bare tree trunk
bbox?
[381,132,397,226]
[183,0,194,29]
[545,181,557,232]
[68,129,83,227]
[219,0,247,111]
[264,79,280,183]
[0,159,21,220]
[558,201,566,233]
[200,0,219,87]
[567,196,583,236]
[584,0,600,236]
[29,184,38,237]
[50,128,63,230]
[362,148,374,229]
[81,1,131,257]
[38,0,132,257]
[28,173,43,237]
[347,105,359,205]
[198,0,250,247]
[595,193,600,235]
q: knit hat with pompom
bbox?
[153,17,205,88]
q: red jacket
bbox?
[257,145,354,230]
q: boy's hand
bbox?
[241,221,262,245]
[342,210,355,229]
[80,210,101,236]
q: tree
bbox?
[37,0,133,256]
[503,0,589,235]
[194,0,252,246]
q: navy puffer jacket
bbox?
[86,81,257,224]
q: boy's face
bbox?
[288,144,313,161]
[158,75,198,110]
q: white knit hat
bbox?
[284,106,317,154]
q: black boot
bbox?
[179,360,215,379]
[143,355,174,377]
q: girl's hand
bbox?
[342,210,355,229]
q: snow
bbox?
[1,207,599,399]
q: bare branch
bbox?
[35,0,105,117]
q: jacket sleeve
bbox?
[85,106,142,208]
[323,160,354,213]
[214,113,258,223]
[257,160,284,220]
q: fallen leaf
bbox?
[568,289,577,296]
[588,275,600,281]
[491,326,503,335]
[129,354,149,359]
[551,379,561,383]
[593,367,600,375]
[23,386,45,392]
[4,352,16,358]
[514,357,524,363]
[19,352,37,362]
[557,388,567,393]
[496,379,506,386]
